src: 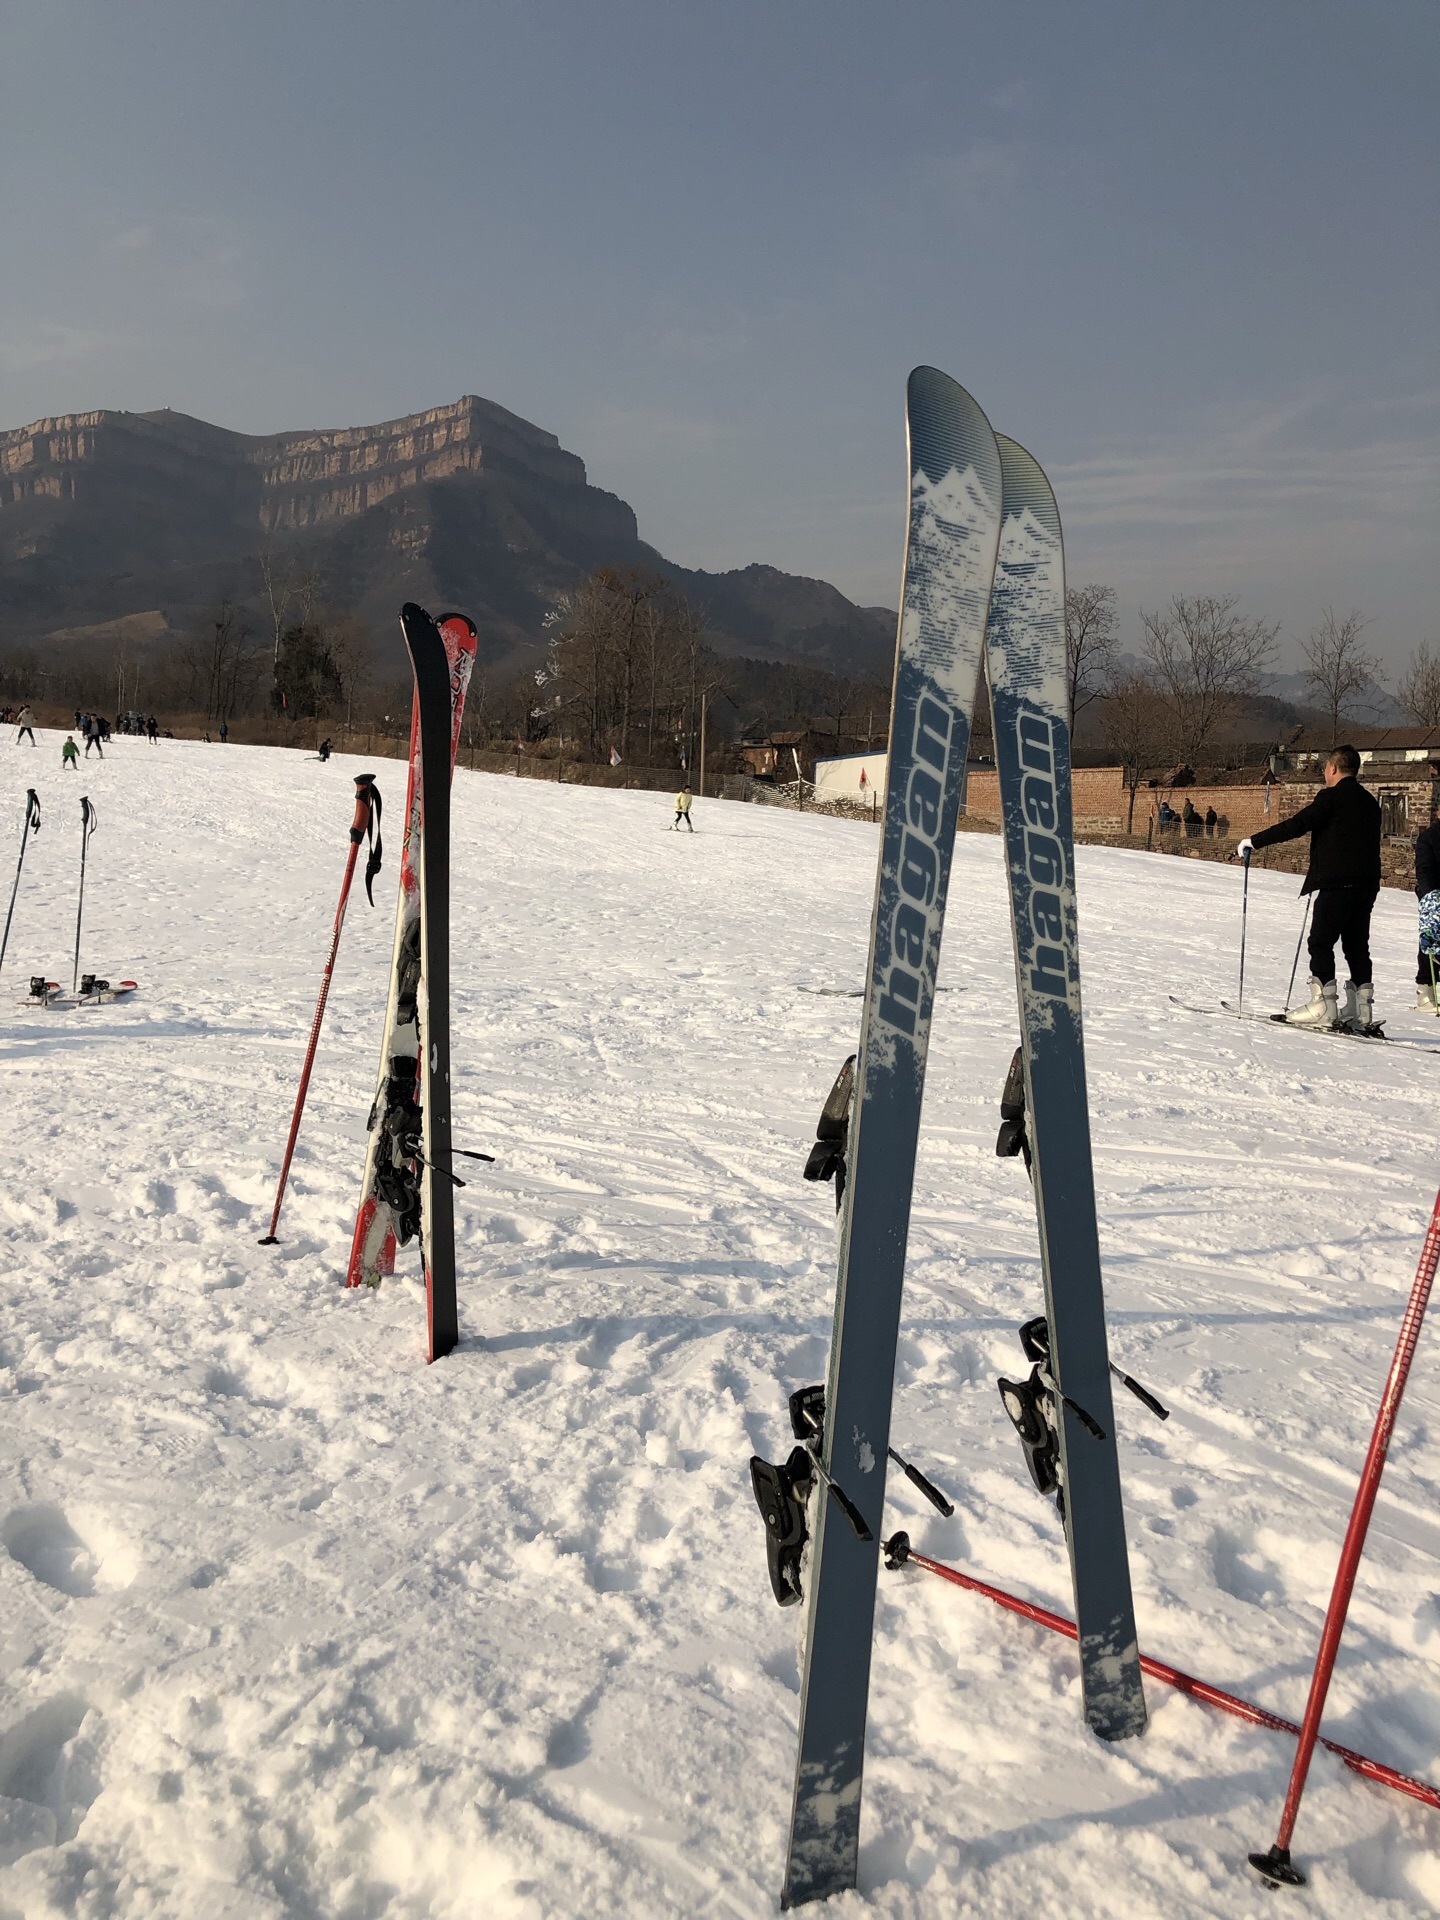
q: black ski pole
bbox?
[0,788,41,983]
[886,1445,955,1517]
[72,796,97,994]
[1237,847,1252,1014]
[1284,897,1313,1015]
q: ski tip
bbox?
[437,612,478,638]
[905,366,1001,498]
[994,434,1061,541]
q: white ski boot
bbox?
[1286,976,1339,1028]
[1342,981,1376,1035]
[1419,981,1439,1014]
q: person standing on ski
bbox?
[15,705,36,745]
[1238,744,1382,1031]
[62,735,79,770]
[84,715,103,758]
[673,785,694,832]
[1414,800,1440,1011]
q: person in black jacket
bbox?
[1238,744,1382,1031]
[1415,802,1440,1010]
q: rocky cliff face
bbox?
[0,395,890,677]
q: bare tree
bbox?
[1396,641,1440,730]
[1065,584,1120,736]
[321,614,374,730]
[544,567,715,764]
[1300,607,1382,744]
[1139,594,1278,767]
[259,550,325,670]
[175,602,264,726]
[1099,668,1171,831]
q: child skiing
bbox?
[61,735,79,770]
[673,785,694,832]
[1415,801,1440,1011]
[15,706,36,746]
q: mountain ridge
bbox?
[0,394,895,679]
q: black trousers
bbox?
[1308,886,1377,987]
[1418,947,1437,987]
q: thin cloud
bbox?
[0,321,131,375]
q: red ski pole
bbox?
[1249,1179,1440,1887]
[884,1534,1440,1813]
[260,774,381,1245]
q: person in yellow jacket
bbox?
[673,785,694,832]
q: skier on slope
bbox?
[1238,744,1382,1032]
[1414,801,1440,1011]
[673,785,694,832]
[15,706,36,746]
[61,735,79,770]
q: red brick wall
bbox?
[963,765,1319,836]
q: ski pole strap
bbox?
[351,773,383,904]
[26,789,40,832]
[81,795,97,838]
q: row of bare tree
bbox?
[1066,584,1440,787]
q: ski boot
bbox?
[1340,980,1381,1037]
[1285,976,1339,1028]
[803,1054,855,1208]
[750,1446,815,1605]
[1418,981,1439,1014]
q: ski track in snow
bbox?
[2,733,1440,1916]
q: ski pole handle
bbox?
[887,1446,955,1517]
[1112,1366,1170,1421]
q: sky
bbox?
[2,1,1436,671]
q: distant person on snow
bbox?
[318,737,333,762]
[673,785,694,832]
[15,706,36,745]
[219,719,229,743]
[1414,801,1440,1012]
[146,716,159,744]
[62,735,79,769]
[1238,744,1382,1032]
[84,715,103,758]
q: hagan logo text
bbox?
[1016,713,1072,1000]
[877,695,953,1038]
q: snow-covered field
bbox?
[3,729,1440,1919]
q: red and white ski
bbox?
[346,610,476,1293]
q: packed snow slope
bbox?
[3,731,1440,1920]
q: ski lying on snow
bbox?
[346,607,476,1361]
[985,433,1146,1741]
[780,367,1002,1911]
[1167,996,1440,1057]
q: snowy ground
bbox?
[2,729,1440,1918]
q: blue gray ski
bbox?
[985,433,1147,1740]
[780,368,1002,1909]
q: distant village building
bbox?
[814,752,887,804]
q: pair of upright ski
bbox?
[346,606,477,1362]
[775,370,1144,1907]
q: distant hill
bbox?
[0,395,895,680]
